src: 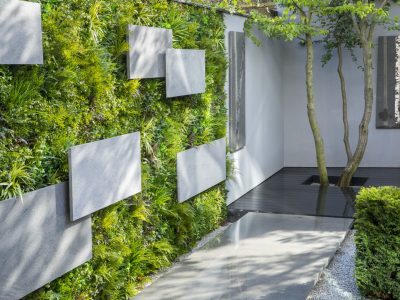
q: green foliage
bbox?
[0,0,227,298]
[320,0,360,66]
[244,0,331,44]
[355,187,400,299]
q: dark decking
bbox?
[228,167,400,221]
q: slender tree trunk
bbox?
[337,45,352,163]
[306,34,329,186]
[338,40,374,187]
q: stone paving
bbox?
[133,213,353,300]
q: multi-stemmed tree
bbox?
[326,0,399,187]
[244,0,398,187]
[245,0,331,186]
[196,0,398,187]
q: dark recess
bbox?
[302,175,369,187]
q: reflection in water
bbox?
[340,187,357,216]
[316,186,356,217]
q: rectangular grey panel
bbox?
[229,31,246,152]
[127,25,172,79]
[177,138,226,202]
[0,183,92,300]
[376,36,400,129]
[0,0,43,64]
[166,49,206,97]
[69,132,141,221]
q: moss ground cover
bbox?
[0,0,228,298]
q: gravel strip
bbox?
[308,230,365,300]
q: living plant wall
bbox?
[0,0,227,298]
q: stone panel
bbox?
[127,25,172,79]
[376,35,400,129]
[166,49,206,97]
[69,132,141,221]
[0,0,43,64]
[177,138,226,202]
[0,183,92,300]
[229,31,246,152]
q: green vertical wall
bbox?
[0,0,227,298]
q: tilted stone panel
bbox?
[177,138,226,202]
[69,132,142,221]
[0,183,92,300]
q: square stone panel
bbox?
[0,0,43,64]
[127,25,172,79]
[166,49,206,98]
[177,138,226,202]
[0,183,92,300]
[69,132,142,221]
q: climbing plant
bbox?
[0,0,227,298]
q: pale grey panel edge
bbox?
[166,49,206,98]
[0,183,92,300]
[177,138,226,202]
[0,0,43,65]
[228,31,246,152]
[127,25,172,79]
[69,132,142,221]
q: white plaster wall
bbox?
[283,6,400,168]
[224,14,284,205]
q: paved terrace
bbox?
[133,213,353,300]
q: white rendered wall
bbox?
[283,7,400,168]
[224,14,284,205]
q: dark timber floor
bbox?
[228,168,400,221]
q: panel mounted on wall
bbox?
[376,35,400,129]
[166,49,206,98]
[127,25,172,79]
[177,138,226,202]
[69,132,141,221]
[229,31,246,152]
[0,183,92,300]
[0,0,43,64]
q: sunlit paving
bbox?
[134,213,353,300]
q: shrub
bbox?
[355,187,400,299]
[0,0,227,298]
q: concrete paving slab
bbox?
[133,213,353,300]
[0,0,43,64]
[166,49,206,97]
[69,132,141,221]
[127,25,172,79]
[0,183,92,300]
[177,138,226,202]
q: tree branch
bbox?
[292,0,306,18]
[380,0,388,9]
[349,0,362,37]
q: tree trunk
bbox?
[338,40,374,187]
[305,34,329,186]
[337,45,352,163]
